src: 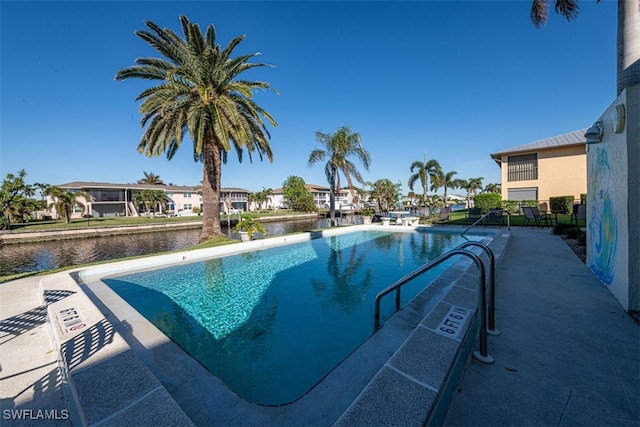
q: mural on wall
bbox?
[588,147,618,285]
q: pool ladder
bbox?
[373,241,499,364]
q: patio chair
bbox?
[571,204,586,226]
[466,207,482,224]
[435,207,450,225]
[483,209,504,227]
[523,206,551,228]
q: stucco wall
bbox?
[499,145,586,203]
[538,146,587,202]
[586,85,640,311]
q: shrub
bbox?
[474,193,502,213]
[553,223,577,235]
[566,227,583,239]
[520,199,539,208]
[502,200,520,214]
[550,196,575,214]
[580,194,587,205]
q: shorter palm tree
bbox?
[484,183,501,194]
[233,215,267,240]
[408,158,441,204]
[432,169,457,205]
[46,186,88,223]
[133,189,168,216]
[371,179,396,214]
[138,171,164,185]
[308,126,371,225]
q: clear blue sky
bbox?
[1,0,617,196]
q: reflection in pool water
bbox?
[103,229,481,405]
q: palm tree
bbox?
[308,126,371,225]
[433,170,458,206]
[455,177,484,208]
[530,0,639,95]
[408,158,441,205]
[45,186,88,224]
[138,171,164,185]
[261,187,274,210]
[455,179,470,208]
[484,183,501,194]
[134,189,168,215]
[468,177,484,198]
[371,179,397,214]
[115,15,278,242]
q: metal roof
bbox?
[56,181,250,193]
[490,128,587,162]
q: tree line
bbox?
[9,1,615,238]
[0,170,175,229]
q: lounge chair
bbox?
[435,207,450,225]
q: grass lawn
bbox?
[439,210,575,227]
[2,210,317,232]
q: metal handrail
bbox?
[373,248,494,363]
[460,209,511,238]
[457,241,499,336]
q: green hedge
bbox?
[550,196,575,214]
[474,193,502,212]
[502,200,520,214]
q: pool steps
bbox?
[335,230,510,425]
[39,273,194,426]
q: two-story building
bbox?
[270,184,355,211]
[490,128,587,206]
[47,181,251,218]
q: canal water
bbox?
[0,218,332,276]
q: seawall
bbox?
[0,213,321,244]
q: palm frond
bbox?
[530,0,549,28]
[554,0,579,21]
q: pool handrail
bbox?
[373,247,495,364]
[457,241,499,335]
[460,209,510,238]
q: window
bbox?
[507,187,538,201]
[183,192,191,198]
[507,154,538,182]
[184,203,193,210]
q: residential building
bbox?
[48,181,251,218]
[270,184,355,210]
[490,128,587,207]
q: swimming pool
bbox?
[103,229,483,405]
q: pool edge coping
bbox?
[46,224,509,425]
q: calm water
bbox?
[0,218,327,276]
[103,229,478,405]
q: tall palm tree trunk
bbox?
[329,168,337,225]
[201,141,224,241]
[617,0,640,94]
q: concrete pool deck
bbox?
[1,226,638,425]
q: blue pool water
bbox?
[103,229,483,405]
